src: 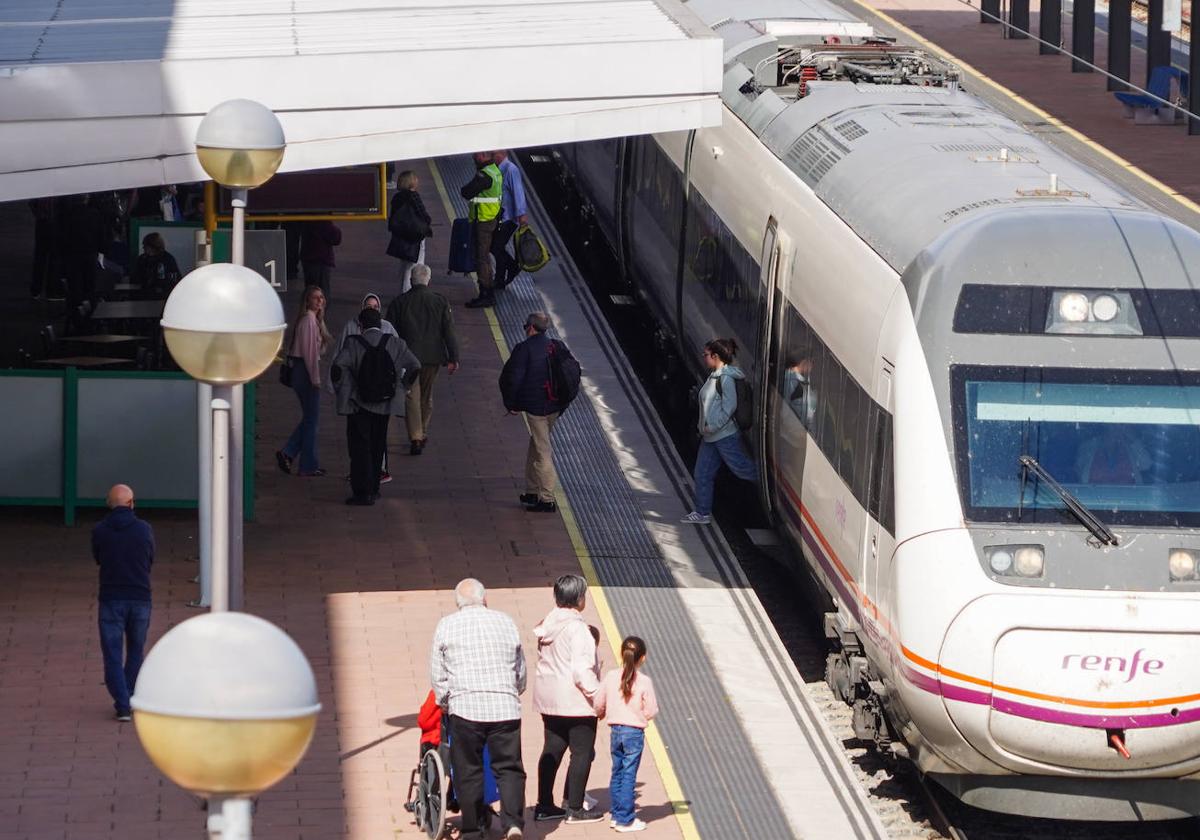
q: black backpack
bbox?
[546,340,581,410]
[353,334,397,403]
[715,376,754,431]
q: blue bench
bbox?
[1114,66,1189,124]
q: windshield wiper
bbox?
[1018,455,1120,546]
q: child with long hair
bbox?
[594,636,658,833]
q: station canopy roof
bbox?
[0,0,722,201]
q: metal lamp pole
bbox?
[230,188,248,612]
[193,98,285,614]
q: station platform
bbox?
[834,0,1200,228]
[0,156,885,839]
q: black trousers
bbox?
[537,714,597,810]
[346,410,388,499]
[449,715,525,839]
[490,220,520,289]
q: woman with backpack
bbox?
[277,285,332,478]
[680,338,758,525]
[386,170,433,293]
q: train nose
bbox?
[939,595,1200,772]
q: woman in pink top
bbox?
[277,286,332,476]
[594,636,658,833]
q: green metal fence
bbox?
[0,369,255,525]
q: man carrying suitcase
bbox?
[461,152,504,309]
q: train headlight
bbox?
[1091,293,1120,322]
[984,544,1043,578]
[988,548,1014,574]
[1013,546,1045,578]
[1168,549,1198,582]
[1057,292,1090,323]
[1046,290,1141,335]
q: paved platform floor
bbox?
[0,159,682,840]
[842,0,1200,221]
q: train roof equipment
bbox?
[689,0,1148,273]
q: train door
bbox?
[757,220,783,519]
[864,362,894,612]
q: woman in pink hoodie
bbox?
[532,574,605,825]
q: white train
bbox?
[550,0,1200,822]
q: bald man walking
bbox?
[91,484,154,722]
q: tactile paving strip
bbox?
[440,157,799,839]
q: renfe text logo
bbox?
[1061,649,1164,683]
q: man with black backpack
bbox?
[499,312,581,513]
[332,307,421,506]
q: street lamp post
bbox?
[194,99,286,611]
[162,263,286,612]
[131,612,321,838]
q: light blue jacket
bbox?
[698,365,745,443]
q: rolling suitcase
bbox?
[448,218,476,274]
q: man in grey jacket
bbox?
[332,307,420,506]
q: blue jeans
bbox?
[609,725,646,827]
[693,434,758,516]
[98,600,151,715]
[282,358,321,473]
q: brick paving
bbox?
[857,0,1200,202]
[0,160,683,840]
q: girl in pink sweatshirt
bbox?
[594,636,658,833]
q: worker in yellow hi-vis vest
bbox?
[461,152,504,309]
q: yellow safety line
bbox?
[844,0,1200,216]
[427,157,702,840]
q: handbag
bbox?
[279,357,294,387]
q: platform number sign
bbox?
[211,229,289,293]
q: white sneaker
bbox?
[614,819,647,833]
[680,511,711,525]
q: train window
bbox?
[869,408,895,534]
[683,188,763,364]
[843,380,872,502]
[779,308,817,428]
[816,350,846,471]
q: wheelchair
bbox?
[405,743,454,839]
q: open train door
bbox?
[756,218,784,520]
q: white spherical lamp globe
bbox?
[195,99,286,188]
[131,612,321,796]
[161,263,286,385]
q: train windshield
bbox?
[953,366,1200,527]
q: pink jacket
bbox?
[532,607,600,717]
[290,311,323,386]
[594,669,658,729]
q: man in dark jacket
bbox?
[332,307,421,506]
[386,264,460,455]
[91,484,154,722]
[58,193,107,331]
[299,220,343,297]
[499,312,563,513]
[130,232,182,298]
